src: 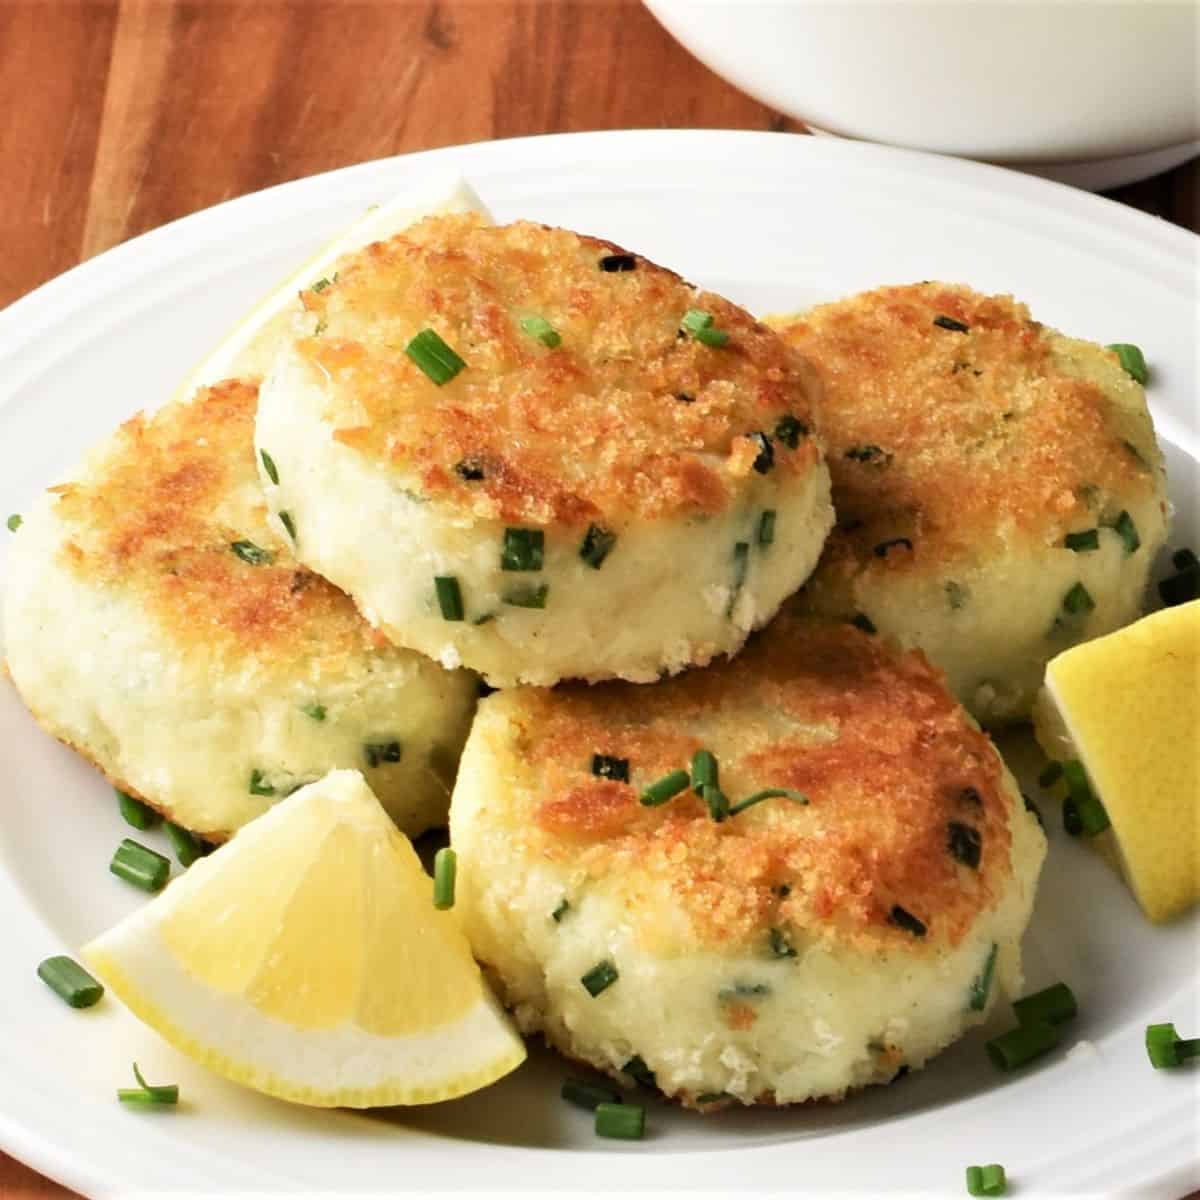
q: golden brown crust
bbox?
[50,379,395,678]
[769,283,1160,583]
[490,617,1013,955]
[295,214,822,527]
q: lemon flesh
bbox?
[1033,600,1199,922]
[82,769,526,1107]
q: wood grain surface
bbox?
[1,2,1196,1197]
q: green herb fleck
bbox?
[774,414,808,448]
[435,575,465,621]
[248,769,275,796]
[551,898,570,923]
[501,527,544,571]
[300,702,326,722]
[519,315,561,348]
[405,328,466,386]
[278,511,297,542]
[1108,510,1140,555]
[757,509,776,548]
[231,539,275,566]
[1064,529,1099,552]
[260,449,279,485]
[1106,343,1148,385]
[968,943,999,1012]
[6,513,21,532]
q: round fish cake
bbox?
[769,283,1168,725]
[3,380,476,841]
[450,617,1046,1108]
[255,213,833,687]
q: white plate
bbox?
[0,130,1197,1199]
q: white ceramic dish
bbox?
[644,0,1200,190]
[0,130,1197,1199]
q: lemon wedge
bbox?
[82,769,526,1107]
[1033,600,1199,922]
[177,176,491,396]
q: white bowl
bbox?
[644,0,1200,188]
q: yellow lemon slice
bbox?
[1033,600,1199,922]
[82,769,526,1107]
[177,176,491,396]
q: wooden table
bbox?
[1,2,1196,1196]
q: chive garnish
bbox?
[364,740,402,768]
[1159,565,1199,607]
[1145,1022,1200,1069]
[845,444,891,466]
[551,898,570,923]
[947,821,982,869]
[519,315,561,348]
[591,754,630,783]
[502,583,549,609]
[768,927,796,959]
[580,524,617,569]
[110,839,170,893]
[435,575,465,621]
[561,1078,620,1111]
[726,541,750,617]
[231,539,275,566]
[623,1055,656,1089]
[581,960,619,997]
[757,510,776,547]
[598,253,636,272]
[455,459,485,482]
[1062,581,1094,616]
[703,783,730,823]
[691,749,718,795]
[933,315,970,333]
[774,414,808,448]
[6,513,21,532]
[850,613,877,635]
[986,1020,1059,1071]
[640,769,690,807]
[433,847,456,910]
[1064,529,1099,552]
[248,769,275,796]
[1106,343,1148,385]
[501,527,544,571]
[889,905,927,938]
[301,702,326,721]
[165,822,206,868]
[1062,759,1109,835]
[1013,982,1077,1027]
[405,328,466,385]
[1109,510,1140,555]
[118,1062,178,1107]
[310,276,331,293]
[748,432,774,474]
[594,1102,644,1140]
[116,789,158,831]
[968,943,998,1012]
[874,536,913,558]
[278,511,297,542]
[680,308,729,348]
[966,1163,1007,1196]
[1037,761,1063,788]
[260,450,279,485]
[727,789,808,817]
[37,956,104,1009]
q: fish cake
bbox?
[449,617,1046,1107]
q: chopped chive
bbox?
[1013,982,1077,1027]
[1172,548,1199,571]
[434,575,464,621]
[1159,565,1199,607]
[703,783,730,823]
[640,769,690,807]
[845,444,891,466]
[1064,528,1099,552]
[405,329,466,386]
[278,511,297,542]
[7,513,22,532]
[519,315,561,348]
[726,541,750,617]
[850,613,877,635]
[455,459,485,482]
[768,927,796,959]
[594,1101,644,1140]
[500,527,544,571]
[933,315,970,333]
[231,539,275,566]
[757,510,777,547]
[695,325,729,349]
[598,253,636,272]
[1106,343,1148,385]
[164,822,205,868]
[1145,1022,1200,1069]
[502,583,549,609]
[1108,510,1140,555]
[551,898,570,923]
[1023,793,1045,829]
[966,1163,1007,1196]
[433,847,456,910]
[874,536,913,558]
[748,432,774,474]
[301,702,326,722]
[1062,760,1109,835]
[727,788,808,817]
[986,1020,1059,1070]
[623,1055,656,1089]
[110,838,170,893]
[968,943,998,1012]
[774,414,808,448]
[248,769,275,796]
[945,580,969,610]
[118,1063,178,1107]
[680,308,729,347]
[1038,761,1063,788]
[364,740,402,768]
[37,956,104,1009]
[947,821,982,869]
[310,276,331,293]
[591,754,630,783]
[260,450,279,485]
[580,524,617,569]
[889,905,927,938]
[581,960,619,997]
[116,789,158,831]
[561,1078,620,1111]
[691,749,718,795]
[1062,581,1094,616]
